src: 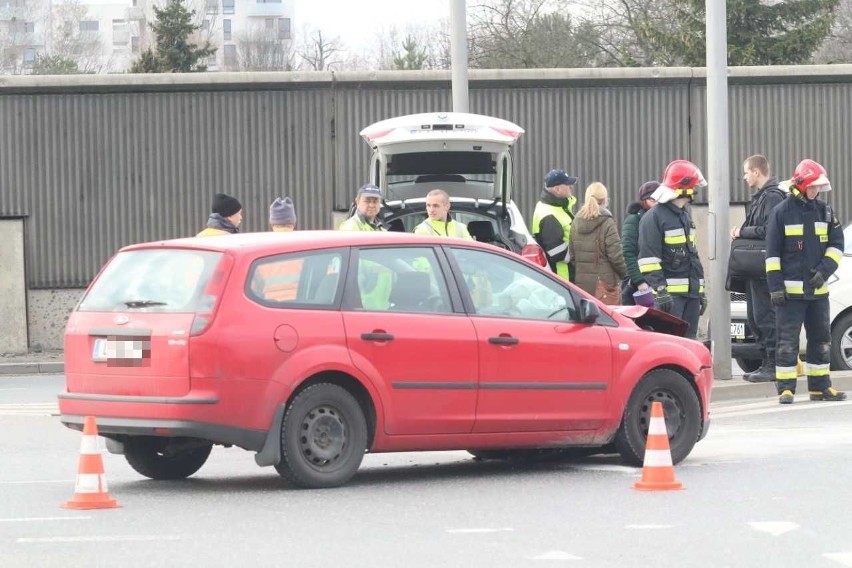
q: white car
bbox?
[731,224,852,371]
[358,112,547,266]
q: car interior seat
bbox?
[467,220,512,250]
[414,174,466,183]
[311,272,340,304]
[388,271,432,311]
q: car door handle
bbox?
[488,336,519,345]
[361,332,394,341]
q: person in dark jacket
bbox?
[197,193,242,236]
[766,159,846,404]
[638,160,707,339]
[730,155,787,383]
[621,181,659,304]
[531,169,578,281]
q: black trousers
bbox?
[672,295,700,339]
[745,278,776,358]
[775,297,831,394]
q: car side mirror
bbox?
[580,298,601,324]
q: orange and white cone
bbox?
[62,416,120,510]
[633,401,683,491]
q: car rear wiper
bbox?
[123,300,168,308]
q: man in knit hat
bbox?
[269,196,297,232]
[197,193,243,236]
[620,181,659,304]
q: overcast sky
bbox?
[296,0,451,51]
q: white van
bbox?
[359,112,546,266]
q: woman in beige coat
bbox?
[568,182,627,300]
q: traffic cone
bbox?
[633,401,684,491]
[62,416,120,510]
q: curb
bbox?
[711,372,852,402]
[0,361,65,375]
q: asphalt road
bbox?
[2,375,852,567]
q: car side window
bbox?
[450,247,578,321]
[355,247,452,314]
[247,250,343,307]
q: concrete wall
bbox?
[27,289,83,351]
[0,219,27,353]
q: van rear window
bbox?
[78,249,225,312]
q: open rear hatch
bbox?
[65,248,229,397]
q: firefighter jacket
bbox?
[637,202,704,297]
[765,195,844,300]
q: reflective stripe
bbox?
[648,419,668,436]
[667,278,689,285]
[689,233,696,243]
[664,229,685,237]
[668,285,689,293]
[776,365,798,380]
[548,242,568,256]
[806,363,830,376]
[664,228,687,245]
[784,224,804,236]
[667,277,689,293]
[784,280,804,294]
[814,222,828,235]
[814,286,829,295]
[75,474,103,494]
[79,436,99,455]
[765,256,781,272]
[642,449,673,467]
[638,257,662,273]
[825,247,842,264]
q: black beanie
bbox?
[212,193,242,217]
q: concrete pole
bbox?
[450,0,469,112]
[706,0,732,380]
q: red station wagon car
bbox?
[60,232,713,489]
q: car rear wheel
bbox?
[275,383,368,489]
[614,369,702,467]
[831,313,852,371]
[124,437,212,480]
[735,358,761,373]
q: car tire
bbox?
[275,383,368,489]
[614,369,702,467]
[830,312,852,371]
[124,437,212,480]
[735,358,761,374]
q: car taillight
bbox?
[191,255,234,337]
[521,244,547,267]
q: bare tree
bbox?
[0,0,43,74]
[45,0,110,73]
[813,0,852,63]
[234,23,294,71]
[296,27,342,71]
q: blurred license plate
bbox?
[730,322,746,339]
[92,338,108,362]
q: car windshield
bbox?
[78,249,224,312]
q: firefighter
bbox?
[766,159,846,404]
[637,160,707,339]
[532,169,578,281]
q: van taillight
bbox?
[190,255,233,337]
[521,244,547,267]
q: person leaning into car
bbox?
[730,155,786,383]
[532,169,578,281]
[413,189,473,240]
[339,184,387,231]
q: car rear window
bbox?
[78,249,224,312]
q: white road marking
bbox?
[713,399,852,419]
[824,552,852,566]
[17,535,181,544]
[572,465,636,474]
[446,528,514,534]
[0,479,73,485]
[0,517,90,523]
[625,524,674,529]
[531,550,583,560]
[747,522,799,536]
[0,388,26,391]
[0,402,59,416]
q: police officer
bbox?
[339,184,387,231]
[532,169,578,281]
[637,160,707,339]
[766,159,846,404]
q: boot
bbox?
[744,356,776,383]
[809,387,847,401]
[779,390,795,404]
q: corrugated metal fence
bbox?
[1,66,850,288]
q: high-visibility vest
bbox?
[339,215,386,232]
[531,201,573,280]
[413,218,472,240]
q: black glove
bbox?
[809,270,826,289]
[770,290,787,308]
[654,289,674,313]
[699,292,707,316]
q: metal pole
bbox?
[450,0,469,112]
[706,0,732,380]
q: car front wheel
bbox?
[275,383,368,489]
[124,437,212,480]
[831,313,852,371]
[614,369,702,467]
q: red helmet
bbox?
[784,159,831,196]
[660,160,707,200]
